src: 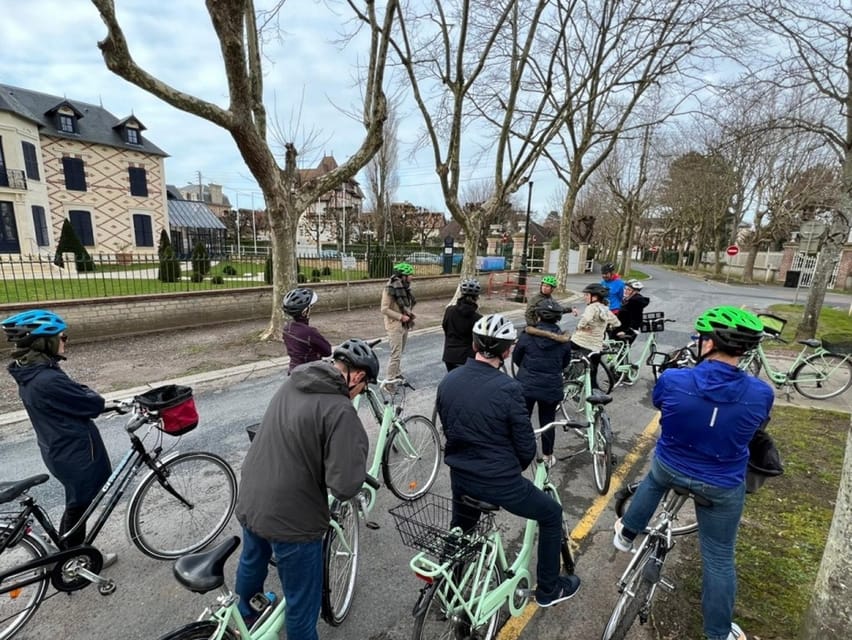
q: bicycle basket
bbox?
[756,313,786,338]
[640,311,665,334]
[820,335,852,355]
[389,494,494,562]
[134,385,198,436]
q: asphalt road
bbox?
[2,266,849,640]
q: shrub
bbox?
[297,273,307,283]
[191,242,211,275]
[211,275,225,285]
[157,229,171,259]
[53,219,95,272]
[222,264,238,276]
[311,268,322,279]
[321,266,332,276]
[159,245,182,282]
[190,271,205,283]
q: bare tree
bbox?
[90,0,397,338]
[364,102,400,247]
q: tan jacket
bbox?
[571,302,620,352]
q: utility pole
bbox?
[251,192,257,255]
[197,171,203,202]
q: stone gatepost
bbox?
[778,242,797,281]
[486,235,500,256]
[511,233,525,270]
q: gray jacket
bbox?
[236,361,369,542]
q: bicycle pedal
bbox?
[658,577,675,592]
[515,587,534,600]
[365,520,381,530]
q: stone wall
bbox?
[0,275,461,343]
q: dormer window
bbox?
[58,114,76,133]
[113,115,147,147]
[126,128,140,145]
[45,101,84,135]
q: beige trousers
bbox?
[386,323,409,380]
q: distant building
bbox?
[177,182,232,220]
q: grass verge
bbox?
[650,406,848,639]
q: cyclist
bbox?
[611,280,649,344]
[525,274,576,326]
[282,287,331,374]
[436,313,581,607]
[2,309,116,565]
[569,283,620,390]
[600,263,625,314]
[613,306,773,640]
[381,262,417,384]
[234,338,379,639]
[514,299,573,469]
[441,278,482,371]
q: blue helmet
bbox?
[2,309,67,347]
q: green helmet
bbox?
[393,262,415,276]
[694,306,763,354]
[541,275,558,288]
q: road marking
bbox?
[498,412,660,640]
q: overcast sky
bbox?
[3,1,521,214]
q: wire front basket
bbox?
[389,494,495,562]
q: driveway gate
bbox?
[791,252,838,288]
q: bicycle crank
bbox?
[49,547,114,594]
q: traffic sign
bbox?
[726,245,739,257]
[341,256,357,270]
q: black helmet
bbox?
[600,262,615,274]
[283,288,317,318]
[583,283,609,300]
[333,338,380,382]
[472,314,517,358]
[459,278,481,297]
[535,298,564,323]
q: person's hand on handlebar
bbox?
[102,399,132,415]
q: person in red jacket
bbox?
[282,288,331,374]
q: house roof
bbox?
[0,83,168,157]
[168,200,227,230]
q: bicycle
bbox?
[389,420,577,640]
[559,353,616,494]
[602,312,676,387]
[739,313,852,400]
[0,386,237,640]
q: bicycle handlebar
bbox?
[534,420,570,436]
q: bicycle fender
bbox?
[412,581,438,618]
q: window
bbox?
[62,157,87,191]
[0,201,21,253]
[132,213,154,247]
[128,167,148,197]
[31,206,49,246]
[57,114,76,133]
[126,128,140,145]
[21,142,40,181]
[69,210,94,246]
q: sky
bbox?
[1,1,558,217]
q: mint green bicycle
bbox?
[389,420,576,640]
[602,312,675,387]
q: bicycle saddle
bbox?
[173,535,240,594]
[0,474,49,505]
[671,485,713,507]
[797,339,821,348]
[460,495,500,513]
[586,392,613,406]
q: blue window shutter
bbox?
[132,214,154,247]
[31,205,49,246]
[62,157,87,191]
[128,167,148,197]
[21,142,40,181]
[69,210,94,246]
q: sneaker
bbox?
[543,454,556,469]
[613,518,634,552]
[728,622,746,640]
[101,552,118,569]
[535,574,581,607]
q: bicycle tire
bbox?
[597,361,615,394]
[382,415,441,501]
[543,485,576,575]
[592,411,613,495]
[128,451,237,560]
[0,532,49,640]
[791,352,852,400]
[601,543,656,640]
[614,483,698,536]
[156,621,238,640]
[560,379,583,417]
[321,500,360,626]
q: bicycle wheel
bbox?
[383,415,441,500]
[614,483,697,536]
[0,532,49,640]
[156,621,237,639]
[601,543,656,640]
[543,485,576,575]
[597,361,615,394]
[321,500,360,626]
[560,379,583,417]
[791,352,852,399]
[592,410,613,495]
[128,451,237,560]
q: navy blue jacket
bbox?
[441,298,481,366]
[8,359,110,507]
[437,359,536,482]
[514,323,573,404]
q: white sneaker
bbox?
[543,454,556,469]
[612,518,634,552]
[727,622,746,640]
[101,552,118,569]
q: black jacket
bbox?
[514,322,573,403]
[618,293,650,333]
[441,297,481,365]
[437,359,536,482]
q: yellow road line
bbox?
[498,413,661,640]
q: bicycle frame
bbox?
[192,586,287,640]
[742,340,820,386]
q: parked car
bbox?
[405,251,442,265]
[320,249,340,258]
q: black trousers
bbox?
[59,502,91,548]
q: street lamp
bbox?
[516,180,533,302]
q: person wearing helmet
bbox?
[612,280,649,344]
[514,299,572,468]
[613,306,773,640]
[281,287,332,374]
[2,309,117,566]
[235,337,376,638]
[436,313,581,608]
[524,274,576,326]
[441,278,483,371]
[381,262,417,381]
[569,283,620,390]
[599,262,625,314]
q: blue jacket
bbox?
[8,359,110,507]
[437,359,536,482]
[652,359,774,488]
[601,276,626,312]
[514,322,573,404]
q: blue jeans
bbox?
[450,471,564,595]
[234,526,323,640]
[621,457,746,640]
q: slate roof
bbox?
[0,83,168,157]
[168,200,227,230]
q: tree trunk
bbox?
[799,418,852,639]
[557,186,580,292]
[743,245,758,282]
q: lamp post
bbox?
[516,180,533,302]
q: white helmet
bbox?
[626,280,644,291]
[472,314,517,358]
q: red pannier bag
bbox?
[134,384,199,436]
